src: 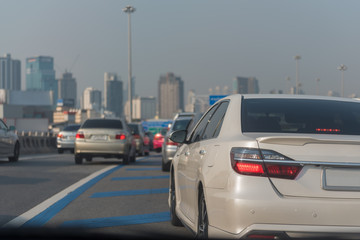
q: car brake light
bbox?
[116,134,126,140]
[133,134,140,139]
[316,128,341,133]
[57,133,63,138]
[231,148,302,180]
[76,132,85,139]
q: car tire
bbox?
[197,189,208,239]
[57,148,64,154]
[85,156,92,162]
[130,150,136,163]
[123,153,130,165]
[170,172,183,227]
[9,142,20,162]
[75,154,83,164]
[162,160,171,172]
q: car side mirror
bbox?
[169,130,187,144]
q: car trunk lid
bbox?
[257,135,360,199]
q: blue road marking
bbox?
[22,165,124,228]
[126,167,161,171]
[112,175,169,181]
[61,211,170,228]
[91,188,169,198]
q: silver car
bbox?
[169,94,360,239]
[0,119,20,162]
[56,124,81,153]
[161,117,193,172]
[74,118,136,165]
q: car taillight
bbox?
[133,134,140,139]
[76,132,85,139]
[57,133,63,139]
[116,134,126,140]
[230,148,302,180]
[154,134,163,140]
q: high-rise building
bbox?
[58,72,77,107]
[158,72,184,119]
[233,77,260,94]
[26,56,57,104]
[104,72,123,117]
[132,96,156,120]
[0,54,21,90]
[82,87,102,113]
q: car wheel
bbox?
[70,149,74,154]
[85,156,92,162]
[9,142,20,162]
[162,160,171,172]
[57,148,64,154]
[170,172,183,226]
[197,189,208,239]
[145,151,149,156]
[75,154,83,164]
[130,150,136,163]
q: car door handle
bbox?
[199,150,206,155]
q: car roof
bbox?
[221,94,360,104]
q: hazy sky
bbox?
[1,0,360,99]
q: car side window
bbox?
[0,120,8,130]
[202,101,229,140]
[190,105,218,143]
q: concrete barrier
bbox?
[17,131,57,155]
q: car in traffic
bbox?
[144,131,154,151]
[153,127,168,153]
[0,119,20,162]
[169,94,360,239]
[128,123,146,156]
[161,116,193,171]
[74,118,136,165]
[56,124,81,153]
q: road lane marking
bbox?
[90,188,169,198]
[61,211,170,228]
[111,175,169,181]
[2,164,122,228]
[126,167,161,171]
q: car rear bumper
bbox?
[75,141,127,155]
[205,173,360,238]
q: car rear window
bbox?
[81,119,123,129]
[241,98,360,135]
[172,119,192,131]
[63,125,80,131]
[128,124,139,134]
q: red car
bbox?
[153,128,168,152]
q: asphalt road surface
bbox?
[0,152,192,239]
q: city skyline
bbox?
[1,0,360,99]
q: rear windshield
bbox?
[128,124,139,134]
[172,119,192,131]
[63,125,80,131]
[81,119,123,129]
[241,99,360,135]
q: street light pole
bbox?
[123,5,135,122]
[316,78,320,95]
[337,64,347,97]
[294,55,301,94]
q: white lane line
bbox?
[2,165,118,228]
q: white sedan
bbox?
[169,94,360,239]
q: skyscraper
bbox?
[58,72,77,107]
[82,87,102,113]
[233,76,260,94]
[104,72,123,117]
[158,72,184,119]
[0,54,21,90]
[26,56,57,104]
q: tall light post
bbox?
[337,64,347,97]
[123,5,135,122]
[316,78,320,95]
[294,55,301,94]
